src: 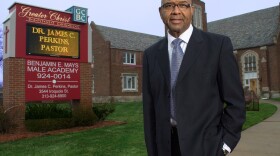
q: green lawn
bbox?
[271,97,280,102]
[0,102,277,155]
[0,102,146,156]
[242,103,277,130]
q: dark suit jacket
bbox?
[143,28,245,156]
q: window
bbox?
[122,73,138,91]
[245,79,249,86]
[193,4,203,30]
[244,53,256,72]
[243,79,250,88]
[242,51,258,90]
[123,52,136,65]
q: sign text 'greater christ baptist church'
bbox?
[3,3,91,101]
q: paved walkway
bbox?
[230,100,280,156]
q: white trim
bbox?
[121,73,138,92]
[260,46,267,50]
[241,50,260,95]
[88,24,93,63]
[123,52,136,65]
[3,9,16,59]
[193,4,203,30]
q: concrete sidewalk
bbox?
[230,100,280,156]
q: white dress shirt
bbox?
[167,24,193,67]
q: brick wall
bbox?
[268,44,280,97]
[236,43,280,98]
[72,62,94,117]
[110,49,143,96]
[91,23,144,103]
[3,58,26,132]
[193,0,207,31]
[91,23,111,97]
[80,63,93,108]
[259,47,270,93]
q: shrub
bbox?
[0,107,8,133]
[26,109,98,132]
[73,107,98,126]
[93,103,115,121]
[25,103,74,132]
[24,103,104,132]
[26,103,72,119]
[0,106,17,133]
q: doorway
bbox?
[250,79,257,94]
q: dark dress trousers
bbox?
[143,28,245,156]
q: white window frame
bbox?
[122,73,138,92]
[244,79,250,87]
[123,52,136,65]
[244,53,257,73]
[241,50,259,93]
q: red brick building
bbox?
[91,23,161,103]
[91,1,280,101]
[208,4,280,99]
[91,0,207,103]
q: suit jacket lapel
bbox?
[157,38,171,89]
[177,28,204,83]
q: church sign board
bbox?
[66,6,88,23]
[25,59,80,101]
[26,25,80,58]
[3,3,92,102]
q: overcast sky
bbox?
[1,0,279,36]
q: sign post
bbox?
[3,3,92,132]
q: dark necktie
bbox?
[170,38,184,125]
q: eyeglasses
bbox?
[161,2,192,11]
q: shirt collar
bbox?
[167,24,193,46]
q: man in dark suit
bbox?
[142,0,245,155]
